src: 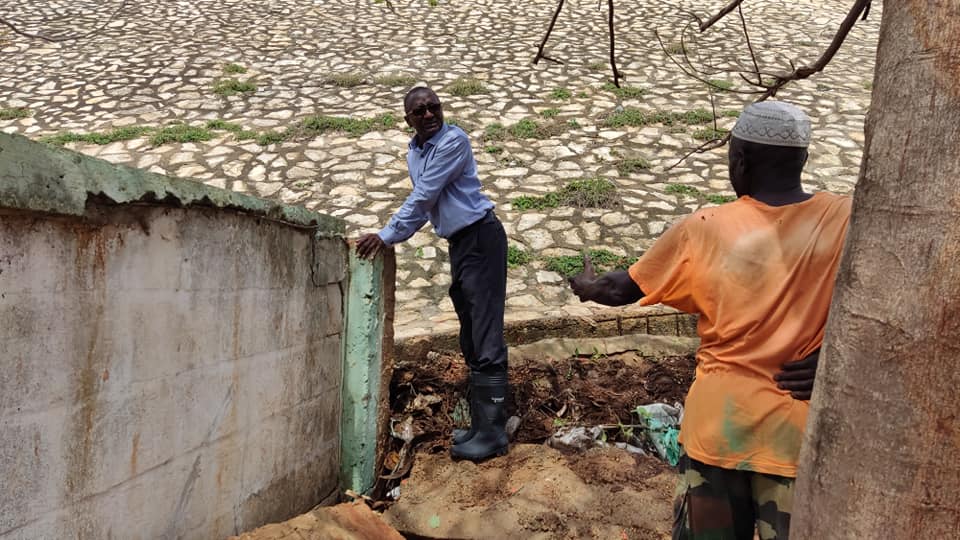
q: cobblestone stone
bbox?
[0,0,878,338]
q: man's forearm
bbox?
[581,270,644,306]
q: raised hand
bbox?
[568,253,597,302]
[356,233,386,260]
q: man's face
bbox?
[405,90,444,142]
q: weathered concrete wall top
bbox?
[0,132,349,539]
[0,131,342,234]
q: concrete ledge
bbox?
[395,306,699,362]
[0,132,343,235]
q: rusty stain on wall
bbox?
[64,226,108,499]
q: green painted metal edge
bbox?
[0,131,343,236]
[340,251,387,494]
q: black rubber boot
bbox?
[452,373,479,444]
[450,370,509,461]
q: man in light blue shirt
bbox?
[356,86,509,461]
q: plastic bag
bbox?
[634,403,683,466]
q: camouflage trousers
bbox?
[672,450,794,540]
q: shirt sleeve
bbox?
[378,134,470,245]
[628,216,699,313]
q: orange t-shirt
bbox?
[629,192,852,477]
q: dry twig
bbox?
[533,0,621,85]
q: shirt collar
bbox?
[409,123,449,153]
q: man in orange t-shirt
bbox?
[569,101,851,540]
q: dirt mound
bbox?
[230,501,403,540]
[383,444,676,540]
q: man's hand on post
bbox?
[774,348,820,400]
[356,233,385,260]
[568,253,598,302]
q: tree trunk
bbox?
[791,1,960,538]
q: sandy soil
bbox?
[383,444,676,539]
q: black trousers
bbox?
[447,210,508,373]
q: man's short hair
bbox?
[404,86,435,112]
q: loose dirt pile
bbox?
[383,444,677,539]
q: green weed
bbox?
[540,108,560,119]
[325,72,365,88]
[295,112,398,138]
[544,249,633,277]
[560,177,618,208]
[374,73,417,87]
[666,184,700,197]
[445,77,488,97]
[507,245,531,268]
[692,127,729,141]
[205,119,245,132]
[484,122,506,141]
[256,130,287,146]
[707,79,734,92]
[0,107,31,120]
[616,157,651,176]
[705,194,736,204]
[678,109,714,124]
[510,118,540,139]
[602,82,646,99]
[223,63,247,74]
[551,88,572,100]
[213,78,257,96]
[485,145,504,154]
[605,108,714,128]
[41,126,153,146]
[512,193,562,211]
[150,124,214,146]
[512,177,618,211]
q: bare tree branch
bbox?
[0,0,128,43]
[533,0,566,65]
[607,0,621,87]
[737,5,762,86]
[666,133,732,171]
[657,27,768,95]
[533,0,621,85]
[699,0,744,32]
[759,0,872,98]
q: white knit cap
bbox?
[731,101,811,148]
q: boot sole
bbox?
[450,445,509,461]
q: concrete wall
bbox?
[0,133,353,539]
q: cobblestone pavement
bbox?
[1,0,879,338]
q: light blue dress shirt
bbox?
[377,123,494,245]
